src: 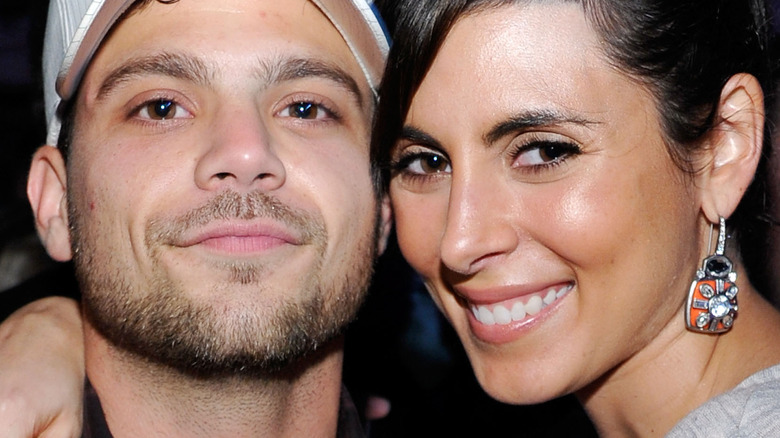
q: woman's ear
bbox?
[27,145,72,261]
[697,73,764,223]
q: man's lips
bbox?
[174,221,304,253]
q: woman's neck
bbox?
[577,278,780,437]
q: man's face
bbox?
[59,0,382,374]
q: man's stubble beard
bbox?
[70,190,378,378]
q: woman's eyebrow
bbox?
[399,125,443,149]
[483,110,598,145]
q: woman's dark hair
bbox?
[372,0,777,292]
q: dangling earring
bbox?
[686,217,738,333]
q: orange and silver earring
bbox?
[686,217,738,333]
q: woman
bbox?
[2,0,780,435]
[372,0,780,435]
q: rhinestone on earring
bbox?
[685,217,738,333]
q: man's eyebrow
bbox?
[261,57,365,109]
[96,53,367,109]
[484,110,598,145]
[97,52,212,100]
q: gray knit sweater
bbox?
[666,363,780,437]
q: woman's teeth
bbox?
[470,285,572,326]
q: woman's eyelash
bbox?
[389,149,445,171]
[389,152,421,171]
[510,139,582,165]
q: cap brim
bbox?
[57,0,137,102]
[308,0,389,91]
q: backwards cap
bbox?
[42,0,391,146]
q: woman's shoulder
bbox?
[666,364,780,437]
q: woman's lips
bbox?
[450,282,574,344]
[468,284,572,326]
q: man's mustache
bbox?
[145,190,326,247]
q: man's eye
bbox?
[137,99,190,120]
[279,101,330,120]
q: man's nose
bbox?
[194,105,286,192]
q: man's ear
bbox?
[376,194,393,255]
[697,73,764,223]
[27,145,72,261]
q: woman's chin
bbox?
[467,353,577,405]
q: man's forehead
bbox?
[44,0,389,146]
[117,0,359,60]
[83,0,371,105]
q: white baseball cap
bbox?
[42,0,391,146]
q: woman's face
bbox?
[389,3,705,403]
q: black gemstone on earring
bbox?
[704,255,732,278]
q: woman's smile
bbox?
[390,2,701,404]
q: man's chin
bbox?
[82,280,361,378]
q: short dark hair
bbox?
[372,0,776,292]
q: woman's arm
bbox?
[0,296,84,437]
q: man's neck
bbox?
[82,323,345,438]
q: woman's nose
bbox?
[439,171,519,276]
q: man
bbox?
[15,0,390,435]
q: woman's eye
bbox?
[400,152,452,175]
[514,141,579,167]
[279,101,331,120]
[137,99,190,120]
